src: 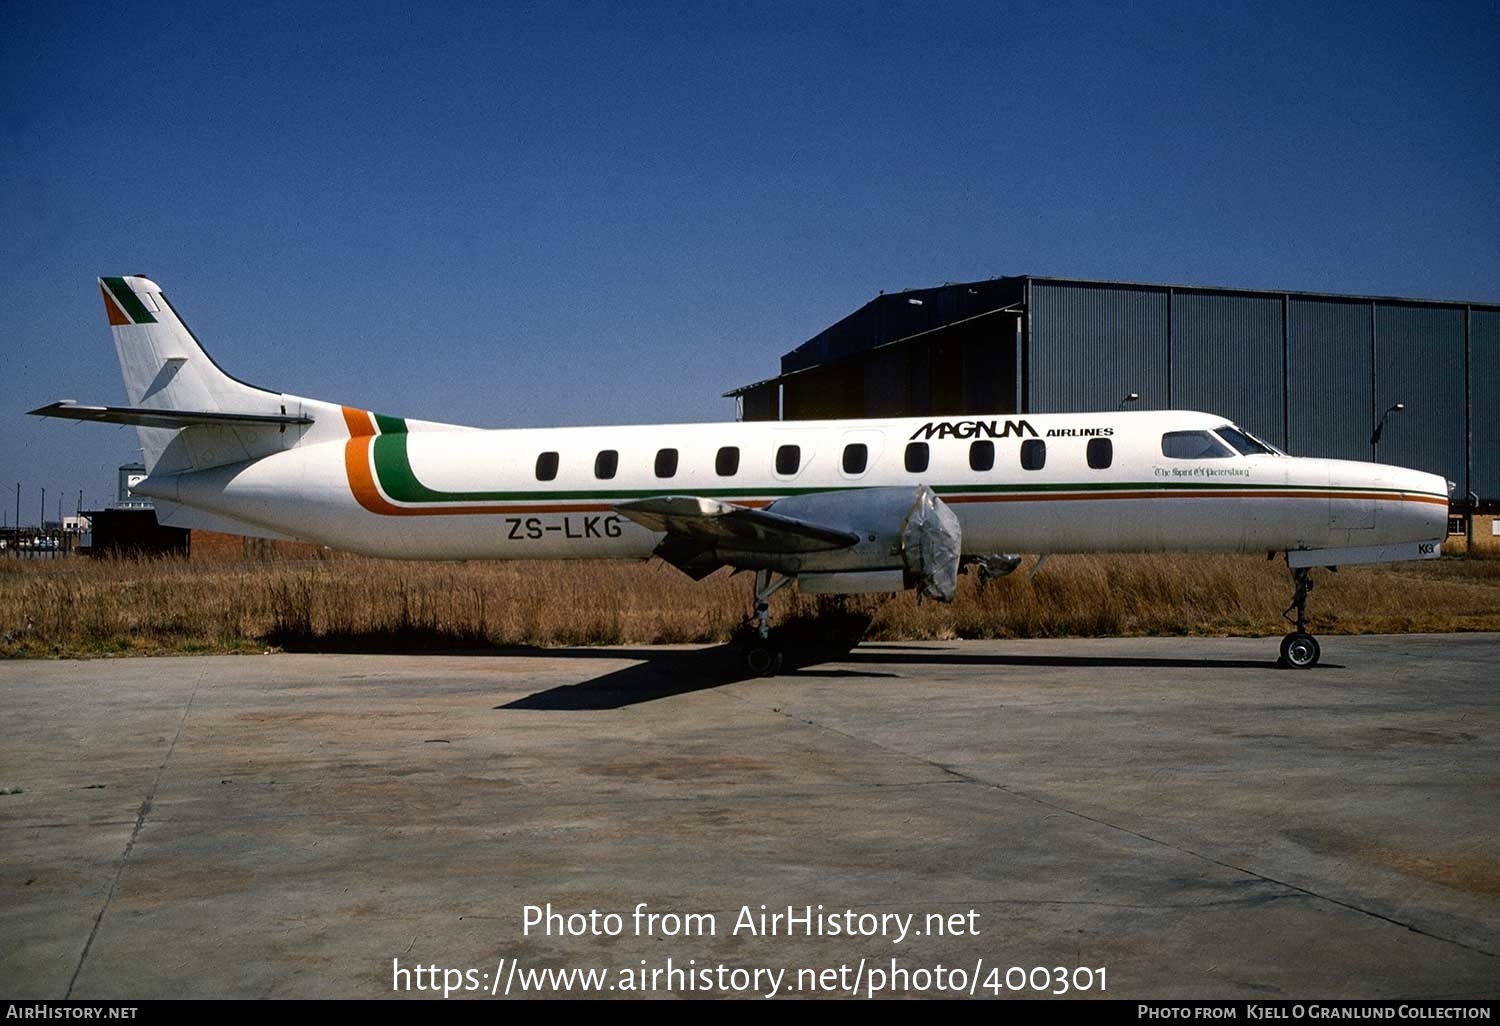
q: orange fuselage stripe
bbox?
[337,408,1448,517]
[341,406,412,516]
[365,492,1446,516]
[943,490,1450,507]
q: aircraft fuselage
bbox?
[138,403,1450,565]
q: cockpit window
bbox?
[1161,430,1234,460]
[1244,426,1286,456]
[1216,425,1274,456]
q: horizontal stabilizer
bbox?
[615,496,859,553]
[28,401,312,431]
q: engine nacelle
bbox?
[736,485,963,601]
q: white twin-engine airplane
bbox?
[33,276,1451,673]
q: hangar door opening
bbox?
[781,310,1021,420]
[925,311,1021,416]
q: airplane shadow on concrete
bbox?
[497,643,1298,711]
[496,641,891,711]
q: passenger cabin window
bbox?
[969,440,994,472]
[905,441,929,473]
[715,446,740,477]
[1215,425,1274,456]
[535,451,559,481]
[654,448,678,478]
[1021,439,1046,471]
[1161,431,1234,460]
[1086,437,1112,470]
[775,444,802,476]
[842,443,868,475]
[594,449,619,479]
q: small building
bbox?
[82,506,188,558]
[117,462,151,507]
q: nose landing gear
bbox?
[1279,566,1321,669]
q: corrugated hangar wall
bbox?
[1372,304,1466,495]
[1473,310,1500,500]
[1027,282,1170,421]
[1287,297,1371,463]
[1171,290,1285,449]
[1028,279,1484,495]
[738,276,1498,500]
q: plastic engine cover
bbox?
[900,485,962,602]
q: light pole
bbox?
[1118,392,1139,410]
[1370,402,1405,447]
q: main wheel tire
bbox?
[744,644,782,677]
[1279,632,1320,669]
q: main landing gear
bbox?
[743,570,792,676]
[1279,566,1321,669]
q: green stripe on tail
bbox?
[101,277,157,325]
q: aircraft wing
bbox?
[618,486,963,600]
[615,496,859,577]
[27,401,312,430]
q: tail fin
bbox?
[101,275,276,410]
[98,275,289,470]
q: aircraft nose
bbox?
[1391,468,1451,542]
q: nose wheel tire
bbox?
[1279,631,1321,669]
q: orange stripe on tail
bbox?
[101,283,130,325]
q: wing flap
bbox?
[615,496,859,554]
[28,401,312,430]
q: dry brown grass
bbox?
[2,553,1498,659]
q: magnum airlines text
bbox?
[910,419,1114,440]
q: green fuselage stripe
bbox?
[101,277,157,324]
[365,428,1443,506]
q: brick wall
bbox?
[189,530,342,562]
[1441,514,1500,556]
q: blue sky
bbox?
[2,0,1496,523]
